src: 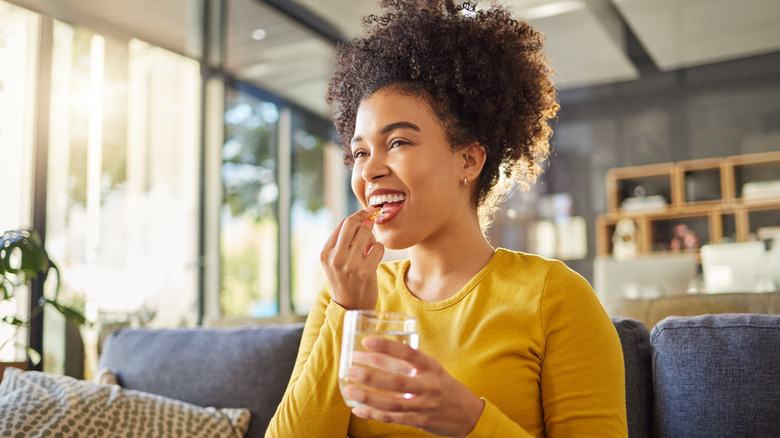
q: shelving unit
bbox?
[596,151,780,257]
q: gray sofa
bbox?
[99,313,780,438]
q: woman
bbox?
[266,1,627,437]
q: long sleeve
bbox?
[461,260,626,438]
[465,399,535,437]
[265,285,351,437]
[537,261,627,436]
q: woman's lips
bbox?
[366,190,406,224]
[374,199,404,224]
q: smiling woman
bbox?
[265,1,627,437]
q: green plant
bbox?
[1,228,88,363]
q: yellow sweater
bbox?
[266,248,627,437]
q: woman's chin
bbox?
[376,233,414,252]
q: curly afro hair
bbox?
[326,0,559,224]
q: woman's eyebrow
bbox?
[381,121,420,134]
[351,121,421,145]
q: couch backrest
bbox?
[99,324,305,438]
[99,319,654,438]
[97,315,779,438]
[651,313,780,437]
[612,316,653,438]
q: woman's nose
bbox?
[361,150,389,181]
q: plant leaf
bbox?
[1,229,49,283]
[40,298,89,327]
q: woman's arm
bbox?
[265,287,352,437]
[538,262,628,437]
[266,207,385,437]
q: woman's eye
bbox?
[352,150,368,160]
[389,139,407,149]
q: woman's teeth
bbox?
[369,193,406,206]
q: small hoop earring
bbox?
[464,177,469,188]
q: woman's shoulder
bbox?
[492,248,590,289]
[493,248,567,273]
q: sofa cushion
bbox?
[99,324,304,438]
[0,367,251,437]
[651,314,780,437]
[612,316,653,438]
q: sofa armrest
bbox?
[651,313,780,437]
[612,316,653,438]
[99,324,304,438]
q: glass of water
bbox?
[338,310,419,407]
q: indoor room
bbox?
[1,1,778,437]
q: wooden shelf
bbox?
[597,151,780,257]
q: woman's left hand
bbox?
[343,337,485,438]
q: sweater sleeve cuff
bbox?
[465,398,499,437]
[465,398,533,438]
[324,299,348,335]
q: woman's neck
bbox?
[404,218,495,302]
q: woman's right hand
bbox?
[320,207,385,310]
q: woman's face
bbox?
[350,87,471,250]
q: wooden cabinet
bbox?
[597,151,780,257]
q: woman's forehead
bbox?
[355,89,441,131]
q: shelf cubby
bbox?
[597,151,780,257]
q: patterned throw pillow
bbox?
[0,367,251,437]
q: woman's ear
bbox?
[462,143,487,183]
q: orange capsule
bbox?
[369,206,383,220]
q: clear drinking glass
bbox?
[338,310,419,407]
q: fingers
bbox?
[321,207,384,310]
[351,405,425,427]
[323,207,373,252]
[335,209,375,252]
[344,338,430,409]
[344,339,484,438]
[345,386,420,416]
[335,213,373,252]
[343,369,423,416]
[362,336,431,373]
[347,364,419,398]
[364,240,385,265]
[322,209,381,270]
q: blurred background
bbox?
[1,0,779,377]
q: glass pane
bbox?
[0,1,39,363]
[221,87,279,318]
[45,21,201,377]
[290,114,343,314]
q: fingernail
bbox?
[347,367,360,379]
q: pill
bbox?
[369,207,383,220]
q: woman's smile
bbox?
[366,189,407,224]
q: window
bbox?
[290,112,345,314]
[0,1,39,363]
[44,21,201,375]
[0,0,351,375]
[220,86,280,318]
[219,84,347,318]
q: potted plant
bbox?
[0,228,88,380]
